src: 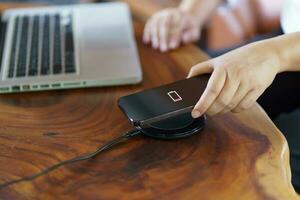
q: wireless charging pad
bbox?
[136,113,206,140]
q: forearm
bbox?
[178,0,222,27]
[271,32,300,72]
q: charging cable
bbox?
[0,129,141,189]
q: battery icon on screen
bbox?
[167,91,183,102]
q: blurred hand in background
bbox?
[143,8,201,52]
[143,0,222,52]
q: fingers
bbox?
[232,88,265,113]
[143,19,152,44]
[150,17,159,49]
[192,68,226,118]
[187,60,213,78]
[200,78,265,115]
[182,28,200,44]
[168,22,182,50]
[218,83,248,114]
[143,9,201,51]
[206,75,240,115]
[143,14,180,52]
[157,15,170,52]
[158,15,171,52]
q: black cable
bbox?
[0,129,141,189]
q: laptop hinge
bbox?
[0,16,7,74]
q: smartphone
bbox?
[118,74,210,128]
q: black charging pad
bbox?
[136,113,206,140]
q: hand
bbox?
[143,8,201,52]
[188,41,281,117]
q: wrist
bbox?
[257,36,289,73]
[178,0,222,14]
[270,37,290,73]
[269,33,300,72]
[178,0,222,28]
[178,6,204,28]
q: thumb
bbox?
[187,60,213,78]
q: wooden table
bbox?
[0,3,299,200]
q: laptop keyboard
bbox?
[7,13,76,78]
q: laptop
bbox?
[0,2,142,93]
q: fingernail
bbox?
[169,41,177,49]
[160,44,167,52]
[152,42,158,49]
[191,110,201,118]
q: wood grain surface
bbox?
[0,3,299,200]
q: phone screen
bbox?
[118,75,210,127]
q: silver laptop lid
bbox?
[0,3,142,93]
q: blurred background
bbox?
[0,0,284,56]
[0,0,93,3]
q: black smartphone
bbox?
[118,74,210,128]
